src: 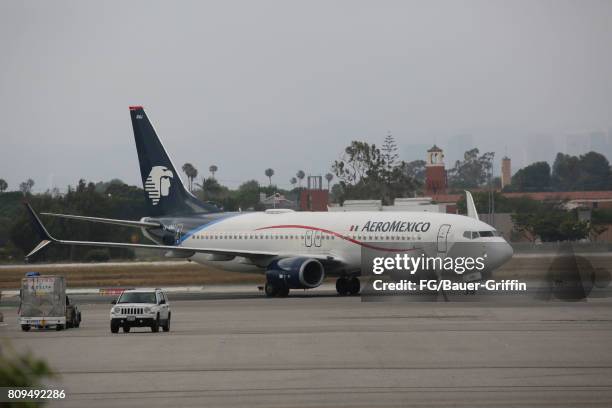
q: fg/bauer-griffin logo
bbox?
[145,166,174,205]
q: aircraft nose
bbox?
[486,241,514,270]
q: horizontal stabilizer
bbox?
[41,212,161,229]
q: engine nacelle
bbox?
[266,257,325,289]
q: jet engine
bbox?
[266,257,325,289]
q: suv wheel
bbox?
[21,324,31,332]
[162,313,171,332]
[110,320,119,333]
[151,314,160,333]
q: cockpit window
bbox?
[464,230,499,239]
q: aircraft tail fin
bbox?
[129,106,218,216]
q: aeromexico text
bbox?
[360,221,431,233]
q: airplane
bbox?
[24,106,514,297]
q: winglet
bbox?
[465,191,479,220]
[23,202,57,259]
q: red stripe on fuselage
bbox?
[255,224,419,252]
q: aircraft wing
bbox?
[41,212,162,229]
[25,204,345,265]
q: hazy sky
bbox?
[1,0,612,192]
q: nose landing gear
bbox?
[336,276,360,296]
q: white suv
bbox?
[110,289,171,333]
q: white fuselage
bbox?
[177,210,513,274]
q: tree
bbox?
[19,179,34,196]
[332,141,383,185]
[290,177,297,189]
[404,160,426,184]
[447,148,494,189]
[181,163,198,192]
[0,179,7,192]
[265,168,275,186]
[512,209,590,242]
[381,132,399,183]
[236,180,261,210]
[511,161,551,191]
[325,173,334,191]
[296,170,305,188]
[195,176,227,203]
[0,342,55,399]
[209,165,218,179]
[577,152,612,190]
[331,140,417,205]
[552,152,611,191]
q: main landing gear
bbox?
[336,276,360,296]
[264,281,290,298]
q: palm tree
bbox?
[296,170,305,188]
[209,165,218,179]
[290,177,297,189]
[182,163,198,192]
[325,173,334,191]
[264,168,275,186]
[0,178,7,193]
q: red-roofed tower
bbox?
[425,145,447,195]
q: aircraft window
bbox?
[479,231,494,237]
[463,231,472,239]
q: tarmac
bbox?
[2,289,612,407]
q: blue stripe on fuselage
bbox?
[178,213,243,244]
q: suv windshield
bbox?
[118,292,156,304]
